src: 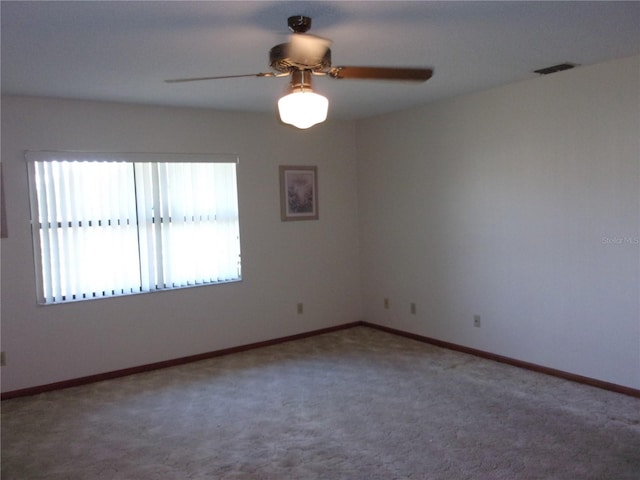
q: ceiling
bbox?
[2,1,639,120]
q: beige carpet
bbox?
[2,326,639,479]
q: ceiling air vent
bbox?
[533,63,577,75]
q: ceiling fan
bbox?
[165,16,434,129]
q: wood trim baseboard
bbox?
[361,321,640,399]
[1,322,363,400]
[3,320,638,400]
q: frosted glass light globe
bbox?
[278,91,329,129]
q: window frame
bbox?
[26,151,242,305]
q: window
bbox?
[26,151,241,304]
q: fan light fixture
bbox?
[278,70,328,129]
[165,16,433,130]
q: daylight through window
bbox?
[26,151,241,304]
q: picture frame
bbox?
[1,165,7,239]
[279,165,318,221]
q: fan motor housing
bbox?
[269,43,332,72]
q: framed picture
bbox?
[279,165,318,221]
[1,165,7,239]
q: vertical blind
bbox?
[26,151,241,304]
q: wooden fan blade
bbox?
[329,66,433,82]
[165,72,275,83]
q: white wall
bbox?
[0,97,362,392]
[357,55,639,389]
[3,55,638,394]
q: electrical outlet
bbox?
[473,315,481,328]
[0,352,5,366]
[297,303,304,314]
[384,298,390,309]
[410,303,417,314]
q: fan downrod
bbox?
[288,16,312,33]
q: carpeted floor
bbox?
[2,326,639,479]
